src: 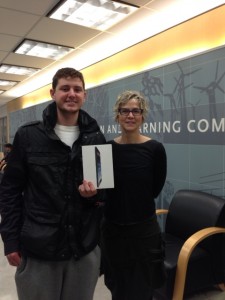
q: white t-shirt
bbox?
[54,124,80,148]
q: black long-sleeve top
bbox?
[104,140,167,225]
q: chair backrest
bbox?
[165,189,225,241]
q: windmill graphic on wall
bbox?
[194,61,225,119]
[173,63,201,126]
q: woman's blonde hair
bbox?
[113,90,149,121]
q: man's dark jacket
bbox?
[0,102,106,260]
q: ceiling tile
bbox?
[109,7,156,35]
[124,0,150,6]
[0,7,40,36]
[75,32,120,64]
[27,17,101,47]
[145,0,176,10]
[0,73,27,82]
[0,0,59,15]
[3,53,54,68]
[0,51,7,61]
[78,32,114,50]
[0,34,22,52]
[0,0,224,107]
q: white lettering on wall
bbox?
[100,118,225,135]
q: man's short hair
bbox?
[4,143,13,149]
[52,68,85,90]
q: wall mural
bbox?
[9,46,225,212]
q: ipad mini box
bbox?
[82,144,114,189]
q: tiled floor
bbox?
[0,239,225,300]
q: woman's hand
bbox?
[78,180,97,198]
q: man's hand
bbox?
[6,252,21,267]
[78,180,97,198]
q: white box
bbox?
[82,144,114,189]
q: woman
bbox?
[101,90,167,300]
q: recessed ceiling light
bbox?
[0,80,18,87]
[0,64,40,76]
[48,0,138,31]
[14,39,74,60]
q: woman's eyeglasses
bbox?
[118,108,143,116]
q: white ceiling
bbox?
[0,0,225,107]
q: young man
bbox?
[0,143,13,173]
[0,68,106,300]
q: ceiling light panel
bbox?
[0,64,40,76]
[49,0,138,31]
[14,40,74,60]
[0,80,18,87]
